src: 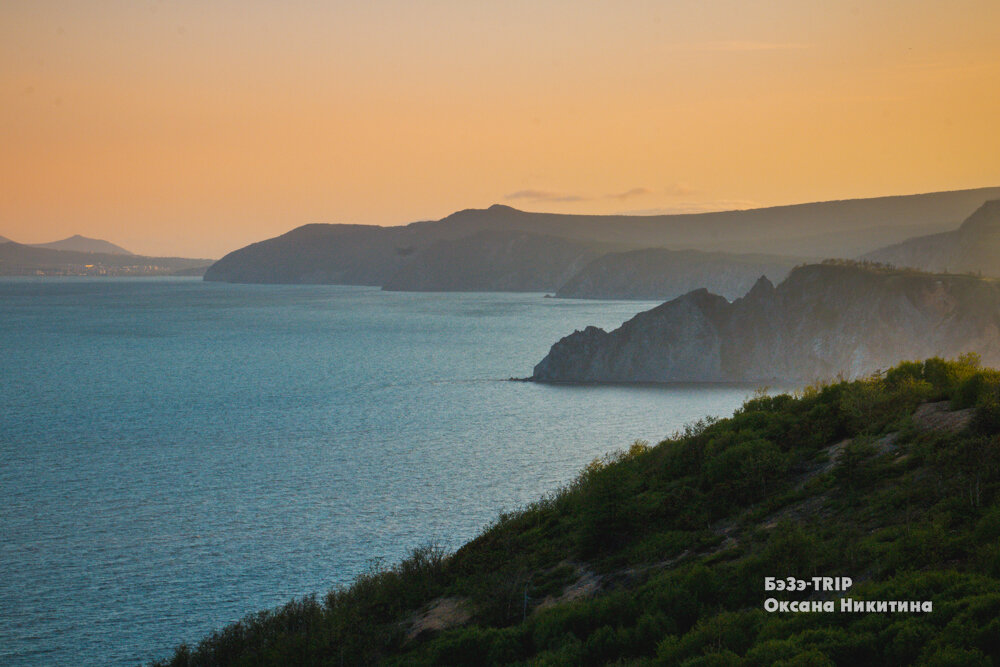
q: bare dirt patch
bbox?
[912,401,973,433]
[534,564,602,613]
[406,597,472,640]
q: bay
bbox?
[0,278,759,665]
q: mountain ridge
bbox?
[30,234,133,255]
[204,187,1000,288]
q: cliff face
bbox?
[534,288,734,381]
[554,248,801,301]
[532,263,1000,383]
[863,200,1000,276]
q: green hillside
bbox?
[157,356,1000,666]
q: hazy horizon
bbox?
[3,1,1000,257]
[4,185,1000,261]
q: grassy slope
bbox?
[157,356,1000,666]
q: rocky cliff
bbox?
[554,248,801,300]
[532,262,1000,383]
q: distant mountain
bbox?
[382,231,609,292]
[864,200,1000,276]
[0,235,11,244]
[30,234,132,255]
[203,224,411,284]
[554,248,805,301]
[0,242,212,277]
[532,262,1000,384]
[415,189,1000,256]
[204,188,1000,288]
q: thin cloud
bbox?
[607,187,652,201]
[507,186,656,204]
[505,189,589,203]
[505,189,559,200]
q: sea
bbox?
[0,278,763,666]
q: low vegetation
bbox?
[818,257,997,280]
[157,355,1000,666]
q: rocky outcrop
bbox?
[863,200,1000,277]
[532,263,1000,383]
[533,288,733,382]
[554,248,801,301]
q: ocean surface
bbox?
[0,278,764,666]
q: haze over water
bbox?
[0,278,760,665]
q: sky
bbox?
[2,1,999,258]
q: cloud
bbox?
[607,187,652,201]
[507,186,656,204]
[505,189,559,200]
[505,189,588,203]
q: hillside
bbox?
[864,200,1000,277]
[554,248,803,301]
[30,234,133,255]
[382,231,610,292]
[202,224,413,284]
[0,242,212,276]
[203,188,1000,288]
[403,188,1000,256]
[155,358,1000,666]
[533,263,1000,384]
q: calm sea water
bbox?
[0,278,761,666]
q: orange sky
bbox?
[2,1,999,258]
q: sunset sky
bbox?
[3,1,999,258]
